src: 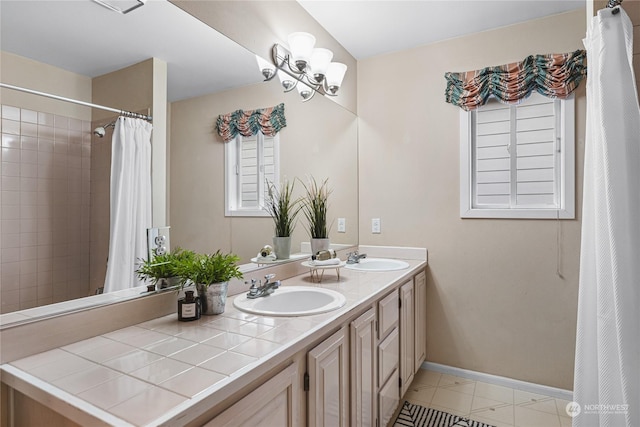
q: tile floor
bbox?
[392,369,572,427]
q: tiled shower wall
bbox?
[0,105,91,313]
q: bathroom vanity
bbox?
[0,247,427,426]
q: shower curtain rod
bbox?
[0,82,152,122]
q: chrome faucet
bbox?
[346,251,367,264]
[246,274,281,299]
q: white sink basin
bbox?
[345,258,410,272]
[233,286,346,317]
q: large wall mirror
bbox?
[0,0,358,325]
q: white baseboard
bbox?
[421,362,573,402]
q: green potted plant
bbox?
[300,176,332,255]
[265,179,302,259]
[136,247,194,290]
[174,250,243,315]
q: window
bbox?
[225,132,279,216]
[460,93,575,219]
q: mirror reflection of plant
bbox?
[135,247,195,282]
[173,250,243,288]
[265,179,302,238]
[300,176,332,239]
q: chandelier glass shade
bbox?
[256,32,348,102]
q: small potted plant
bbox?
[136,247,194,291]
[265,179,302,259]
[174,250,243,315]
[300,176,332,255]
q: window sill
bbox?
[225,209,269,218]
[461,208,575,219]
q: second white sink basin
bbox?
[345,258,410,272]
[233,286,346,317]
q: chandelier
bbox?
[257,32,348,102]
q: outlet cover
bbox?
[337,218,346,233]
[147,226,171,259]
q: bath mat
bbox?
[392,401,495,427]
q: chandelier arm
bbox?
[320,80,338,97]
[301,89,317,102]
[263,72,277,82]
[283,78,298,93]
[272,43,306,76]
[300,73,322,91]
[271,44,286,67]
[274,62,322,94]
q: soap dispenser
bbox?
[178,290,201,321]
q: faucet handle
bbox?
[247,279,259,296]
[264,273,276,282]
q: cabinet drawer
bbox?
[378,289,399,339]
[378,326,399,386]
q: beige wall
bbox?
[357,9,586,390]
[171,0,357,115]
[0,52,92,120]
[170,79,358,263]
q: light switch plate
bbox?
[372,218,381,234]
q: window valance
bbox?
[445,50,586,111]
[216,103,286,142]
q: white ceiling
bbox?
[0,0,261,102]
[299,0,586,60]
[1,0,586,102]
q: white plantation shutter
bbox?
[474,101,511,207]
[461,93,575,219]
[240,135,259,207]
[515,96,558,207]
[262,136,276,201]
[226,132,279,216]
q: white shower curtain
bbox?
[103,117,153,293]
[573,6,640,427]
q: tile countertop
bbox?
[1,256,427,427]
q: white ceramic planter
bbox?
[272,236,292,259]
[310,238,330,255]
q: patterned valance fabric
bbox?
[216,103,286,142]
[445,50,587,111]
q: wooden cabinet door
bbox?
[378,367,400,427]
[308,326,349,427]
[205,362,300,427]
[378,289,399,340]
[414,271,427,372]
[350,307,377,427]
[400,279,415,396]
